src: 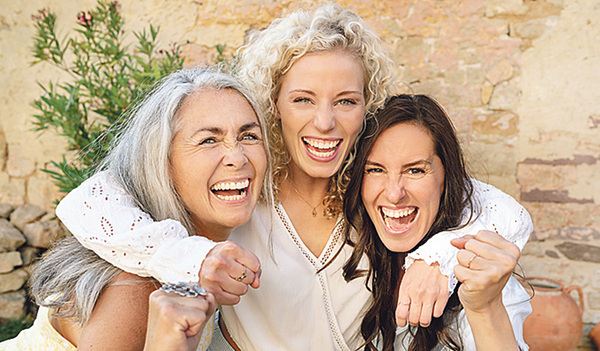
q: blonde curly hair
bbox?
[236,4,396,217]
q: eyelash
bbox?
[337,99,357,105]
[292,98,358,105]
[364,167,383,174]
[199,137,216,145]
[407,167,426,175]
[240,132,261,141]
[293,97,311,103]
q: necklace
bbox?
[289,182,322,217]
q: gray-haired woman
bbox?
[0,67,269,350]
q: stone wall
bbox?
[0,204,64,319]
[0,0,599,348]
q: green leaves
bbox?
[31,1,183,195]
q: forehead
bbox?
[177,88,259,128]
[369,122,435,159]
[282,50,365,86]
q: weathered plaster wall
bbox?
[0,0,599,348]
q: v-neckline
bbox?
[275,202,345,268]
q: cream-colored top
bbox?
[219,202,371,350]
[0,305,214,351]
[0,306,76,351]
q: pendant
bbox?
[312,208,317,217]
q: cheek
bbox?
[347,113,365,137]
[361,178,376,210]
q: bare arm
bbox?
[452,230,523,350]
[77,272,159,351]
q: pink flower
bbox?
[77,11,93,27]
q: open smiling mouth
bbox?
[302,137,341,158]
[380,207,418,232]
[210,179,250,201]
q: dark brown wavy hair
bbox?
[343,94,475,350]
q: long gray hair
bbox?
[30,67,272,326]
[100,66,273,233]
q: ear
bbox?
[274,99,281,120]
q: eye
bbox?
[240,132,261,142]
[364,166,384,174]
[407,167,426,175]
[293,97,312,103]
[337,98,357,106]
[199,137,217,145]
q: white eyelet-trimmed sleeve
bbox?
[404,179,533,293]
[55,171,218,283]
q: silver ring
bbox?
[160,282,207,297]
[466,254,477,269]
[236,266,247,282]
[400,302,411,306]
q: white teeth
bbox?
[381,207,415,218]
[302,137,341,150]
[214,191,247,201]
[211,179,250,191]
[310,148,336,158]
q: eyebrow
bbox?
[239,122,261,133]
[287,89,363,98]
[365,159,432,168]
[190,122,261,138]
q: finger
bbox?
[464,238,519,267]
[249,267,261,289]
[231,265,250,283]
[230,243,261,274]
[407,300,423,326]
[395,300,410,327]
[450,234,476,250]
[213,289,241,306]
[456,249,481,270]
[419,302,434,327]
[450,237,467,250]
[474,230,521,258]
[432,290,450,318]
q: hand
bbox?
[144,287,217,351]
[396,259,450,327]
[451,230,520,313]
[199,241,261,305]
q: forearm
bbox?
[464,300,519,351]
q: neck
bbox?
[283,163,331,202]
[195,223,232,242]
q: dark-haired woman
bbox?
[344,94,531,350]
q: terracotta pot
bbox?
[519,277,584,351]
[589,322,600,348]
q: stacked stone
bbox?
[0,203,64,319]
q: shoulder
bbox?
[77,272,159,350]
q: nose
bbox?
[313,104,336,132]
[384,176,406,204]
[222,142,248,169]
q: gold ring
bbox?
[467,254,477,269]
[236,266,247,282]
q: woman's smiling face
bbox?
[170,88,267,240]
[276,50,366,180]
[361,122,445,252]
